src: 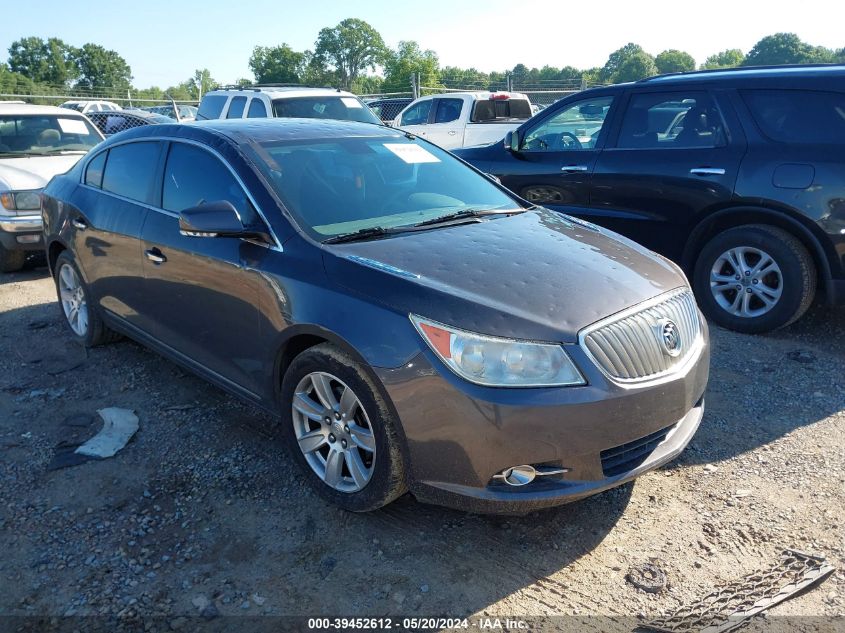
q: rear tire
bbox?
[53,251,121,347]
[693,224,816,333]
[0,244,26,273]
[280,343,407,512]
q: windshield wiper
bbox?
[411,208,526,228]
[323,226,410,244]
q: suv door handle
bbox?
[144,248,166,264]
[690,167,726,176]
[71,218,88,230]
[561,165,589,172]
[448,130,457,136]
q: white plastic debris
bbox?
[74,408,139,458]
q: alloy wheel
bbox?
[58,264,89,336]
[291,372,376,493]
[709,246,783,318]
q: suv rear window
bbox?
[741,89,845,144]
[272,97,381,124]
[196,95,228,121]
[471,99,531,122]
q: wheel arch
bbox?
[681,206,834,299]
[47,239,69,276]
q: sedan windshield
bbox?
[0,115,102,155]
[250,135,520,240]
[272,97,382,125]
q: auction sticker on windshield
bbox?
[341,97,363,108]
[384,143,440,164]
[57,118,88,134]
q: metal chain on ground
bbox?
[640,549,835,633]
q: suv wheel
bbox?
[693,224,816,333]
[54,251,121,346]
[280,343,407,512]
[0,244,26,273]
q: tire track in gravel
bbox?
[374,501,626,617]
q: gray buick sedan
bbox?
[42,119,709,513]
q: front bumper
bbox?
[0,215,43,251]
[375,325,709,514]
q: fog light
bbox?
[501,465,536,486]
[16,235,40,244]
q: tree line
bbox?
[2,22,844,102]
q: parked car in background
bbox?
[0,103,103,272]
[196,87,381,125]
[365,97,412,123]
[142,104,198,122]
[87,110,175,136]
[60,100,121,114]
[41,118,707,513]
[393,92,532,150]
[455,64,845,333]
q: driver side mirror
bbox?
[504,130,521,153]
[178,200,270,242]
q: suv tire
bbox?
[280,343,407,512]
[693,224,816,333]
[0,245,26,273]
[54,251,122,346]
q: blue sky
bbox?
[4,0,843,88]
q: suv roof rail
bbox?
[639,62,845,82]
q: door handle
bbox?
[561,165,589,172]
[448,131,457,136]
[690,167,726,176]
[71,218,88,230]
[144,248,166,264]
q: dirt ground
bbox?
[1,263,843,631]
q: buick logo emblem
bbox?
[655,319,682,357]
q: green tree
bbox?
[249,44,305,84]
[73,43,132,92]
[613,51,657,82]
[600,43,648,83]
[313,18,387,90]
[188,68,217,98]
[700,49,744,69]
[655,49,695,74]
[743,33,828,66]
[382,41,439,93]
[8,36,78,86]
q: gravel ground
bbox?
[0,264,843,631]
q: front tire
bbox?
[280,343,407,512]
[0,244,26,273]
[693,224,816,333]
[54,251,121,346]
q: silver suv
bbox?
[196,87,381,125]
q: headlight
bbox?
[0,190,42,212]
[410,315,585,387]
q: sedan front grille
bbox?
[600,424,672,476]
[580,289,702,383]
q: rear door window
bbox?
[741,89,845,144]
[101,141,161,203]
[196,94,227,120]
[161,142,255,223]
[247,98,268,118]
[616,91,726,149]
[226,97,247,119]
[434,99,463,124]
[399,100,432,126]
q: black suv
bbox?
[455,64,845,333]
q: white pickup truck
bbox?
[392,92,532,150]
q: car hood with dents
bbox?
[0,155,84,191]
[322,208,688,343]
